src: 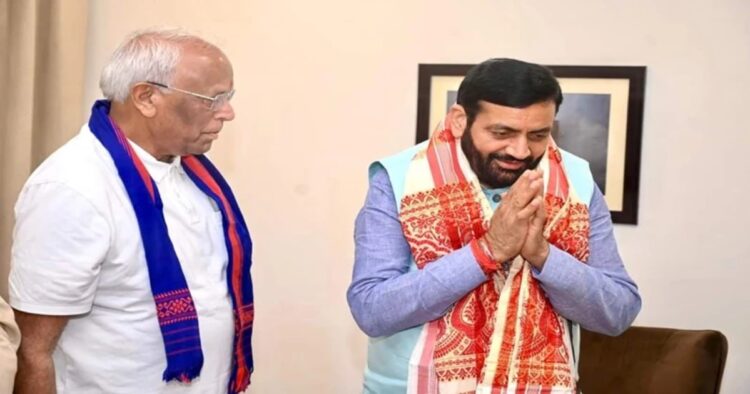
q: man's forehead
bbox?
[179,46,230,65]
[175,48,233,78]
[476,99,555,112]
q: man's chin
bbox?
[188,143,213,156]
[483,170,523,189]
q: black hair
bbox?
[456,58,562,129]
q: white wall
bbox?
[82,1,750,392]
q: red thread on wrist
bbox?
[470,238,498,276]
[478,237,499,262]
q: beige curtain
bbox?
[0,0,88,298]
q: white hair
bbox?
[99,28,218,102]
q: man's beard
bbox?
[460,130,544,189]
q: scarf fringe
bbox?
[228,371,251,394]
[163,361,204,383]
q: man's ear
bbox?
[448,104,467,138]
[130,83,158,118]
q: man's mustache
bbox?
[488,153,533,166]
[488,153,544,171]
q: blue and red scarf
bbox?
[88,100,254,393]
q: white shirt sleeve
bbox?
[9,181,111,315]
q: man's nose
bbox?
[215,101,235,121]
[505,135,530,159]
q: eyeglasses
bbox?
[146,81,235,111]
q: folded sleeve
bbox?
[9,182,111,315]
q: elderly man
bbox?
[348,58,641,393]
[9,29,254,393]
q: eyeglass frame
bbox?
[146,81,235,111]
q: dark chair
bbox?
[578,326,728,394]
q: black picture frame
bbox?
[416,64,646,224]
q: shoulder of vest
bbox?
[558,148,596,205]
[368,141,428,180]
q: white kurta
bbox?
[10,126,235,393]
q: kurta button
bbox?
[492,194,501,203]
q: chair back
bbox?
[578,326,728,394]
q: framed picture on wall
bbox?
[415,64,646,224]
